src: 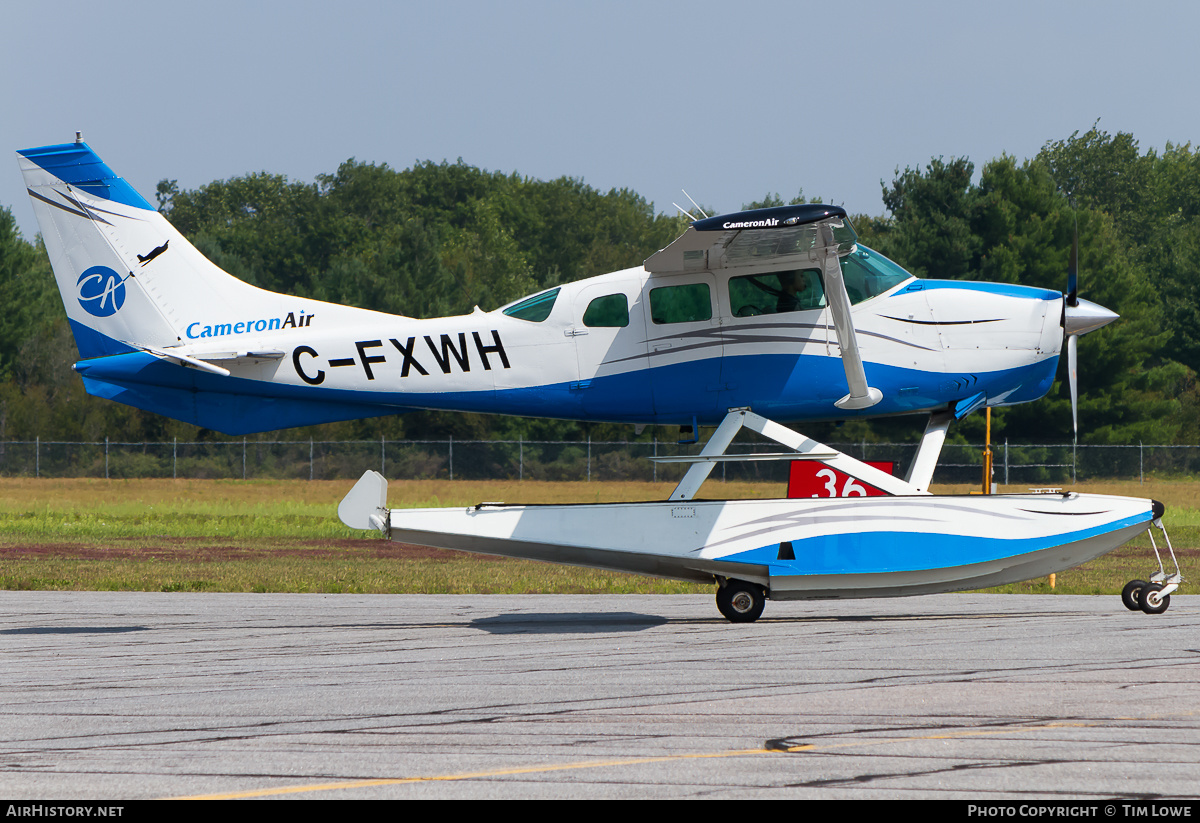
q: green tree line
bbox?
[1,124,1197,449]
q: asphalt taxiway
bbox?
[0,592,1197,799]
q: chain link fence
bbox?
[0,437,1196,484]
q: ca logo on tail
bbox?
[76,266,128,317]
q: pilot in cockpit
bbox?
[776,270,821,313]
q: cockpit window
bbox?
[729,270,825,317]
[726,246,912,315]
[502,287,560,322]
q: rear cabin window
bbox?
[582,293,629,328]
[649,283,712,325]
[729,270,825,316]
[502,288,560,322]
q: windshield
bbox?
[502,288,560,322]
[840,246,913,304]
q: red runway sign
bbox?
[787,461,896,498]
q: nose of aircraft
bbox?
[1063,298,1119,337]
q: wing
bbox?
[644,204,882,410]
[645,204,855,274]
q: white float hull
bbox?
[386,493,1156,599]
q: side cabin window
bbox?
[502,288,560,322]
[582,293,629,328]
[729,270,825,317]
[649,283,712,325]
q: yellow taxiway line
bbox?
[174,722,1091,799]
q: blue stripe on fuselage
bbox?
[898,280,1061,300]
[717,351,1058,422]
[73,346,1060,433]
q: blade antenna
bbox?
[682,190,709,218]
[672,202,698,221]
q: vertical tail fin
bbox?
[17,139,306,359]
[16,137,405,434]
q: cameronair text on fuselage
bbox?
[186,310,315,339]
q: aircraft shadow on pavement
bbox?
[466,607,1089,634]
[0,626,150,635]
[470,612,668,634]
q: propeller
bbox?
[1067,230,1079,437]
[1067,332,1078,435]
[1061,221,1118,438]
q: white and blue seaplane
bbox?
[18,136,1183,621]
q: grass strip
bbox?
[0,478,1192,595]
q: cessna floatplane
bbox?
[18,136,1183,621]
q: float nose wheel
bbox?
[1138,582,1171,615]
[1122,576,1181,614]
[1121,518,1184,614]
[716,579,767,623]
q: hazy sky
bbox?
[5,0,1199,241]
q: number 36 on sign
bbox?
[787,461,896,498]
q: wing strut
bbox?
[819,223,882,410]
[667,408,927,501]
[904,411,954,493]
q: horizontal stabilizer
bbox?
[188,349,286,361]
[141,347,287,377]
[142,346,232,377]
